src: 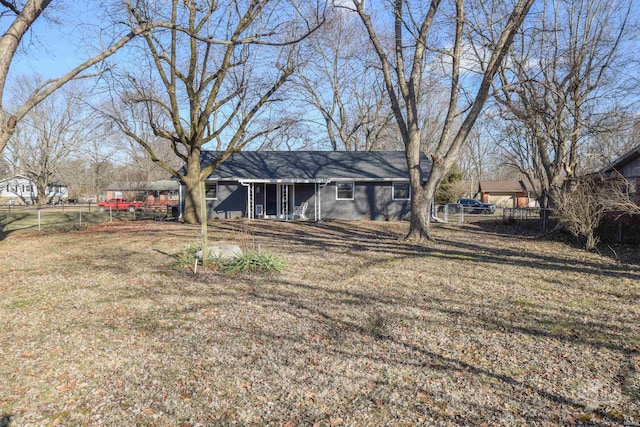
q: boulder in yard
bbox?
[196,244,243,262]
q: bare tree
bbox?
[494,0,636,210]
[117,133,181,182]
[295,7,394,151]
[104,0,324,224]
[349,0,534,240]
[254,118,315,151]
[58,158,88,200]
[0,0,162,155]
[582,113,640,172]
[555,174,640,250]
[5,77,96,206]
[79,132,118,200]
[58,122,120,201]
[457,120,502,182]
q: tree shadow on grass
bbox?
[0,414,11,427]
[212,220,640,281]
[468,219,640,266]
[238,275,637,425]
[0,212,30,241]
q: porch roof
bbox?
[199,151,431,182]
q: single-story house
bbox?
[0,174,68,205]
[105,180,180,205]
[182,151,431,221]
[601,144,640,204]
[477,180,538,208]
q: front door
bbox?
[264,184,294,218]
[265,184,277,216]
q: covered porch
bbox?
[240,179,330,221]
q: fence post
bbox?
[109,206,112,222]
[38,209,41,231]
[618,220,623,243]
[79,208,82,228]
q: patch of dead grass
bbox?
[1,219,639,426]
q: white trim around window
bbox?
[335,182,355,200]
[392,182,411,200]
[205,182,218,200]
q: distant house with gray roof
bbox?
[601,144,640,204]
[477,180,539,208]
[184,151,431,221]
[105,180,180,205]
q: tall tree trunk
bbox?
[406,184,431,240]
[181,152,204,224]
[34,176,48,208]
[405,129,432,240]
[182,175,203,225]
[406,156,448,241]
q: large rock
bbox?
[196,244,243,262]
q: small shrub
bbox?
[177,242,200,267]
[554,175,639,250]
[217,250,287,274]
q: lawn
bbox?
[1,219,639,426]
[0,206,160,238]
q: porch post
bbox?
[240,181,254,220]
[249,183,254,220]
[318,182,322,222]
[292,182,296,216]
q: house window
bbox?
[336,182,354,200]
[392,182,411,200]
[205,182,218,200]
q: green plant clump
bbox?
[178,242,201,267]
[218,250,287,274]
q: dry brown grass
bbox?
[1,219,639,426]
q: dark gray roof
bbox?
[199,151,431,182]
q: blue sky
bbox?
[8,2,106,84]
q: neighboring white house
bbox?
[0,175,68,205]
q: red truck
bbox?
[97,198,145,212]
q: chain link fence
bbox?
[502,208,552,233]
[432,203,499,223]
[0,203,179,235]
[501,208,640,244]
